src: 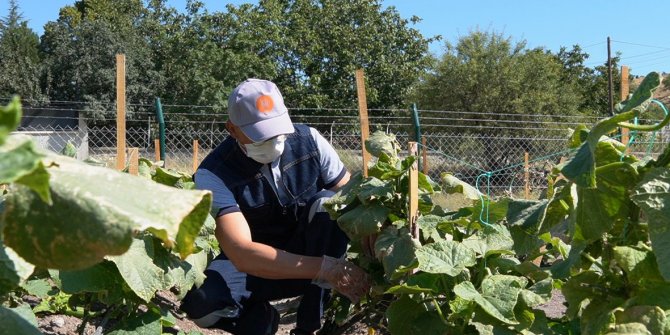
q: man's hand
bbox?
[313,255,370,303]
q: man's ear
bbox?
[226,120,239,140]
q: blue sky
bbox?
[2,0,670,76]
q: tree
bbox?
[0,0,43,102]
[556,45,623,116]
[40,0,159,119]
[259,0,436,109]
[410,30,584,177]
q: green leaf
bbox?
[506,199,549,234]
[0,97,21,144]
[631,167,670,280]
[0,135,50,203]
[386,295,425,334]
[107,311,162,335]
[385,283,435,294]
[454,275,525,325]
[441,173,482,200]
[375,227,420,279]
[612,245,664,284]
[107,237,165,302]
[417,214,446,242]
[574,162,635,242]
[627,281,670,309]
[0,305,41,335]
[580,297,622,335]
[605,323,652,335]
[356,177,395,205]
[21,278,52,298]
[0,241,34,296]
[614,305,665,335]
[153,166,190,187]
[57,261,126,302]
[337,202,389,240]
[416,240,476,276]
[366,131,400,159]
[562,271,602,319]
[9,304,38,326]
[461,224,514,257]
[60,142,77,158]
[324,173,365,219]
[2,154,212,270]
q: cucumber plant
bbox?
[325,132,558,334]
[325,72,670,335]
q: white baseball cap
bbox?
[228,79,295,142]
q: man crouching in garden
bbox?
[180,79,370,335]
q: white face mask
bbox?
[244,135,286,164]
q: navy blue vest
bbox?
[199,124,325,247]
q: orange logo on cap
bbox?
[256,95,274,114]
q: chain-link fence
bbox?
[17,107,670,197]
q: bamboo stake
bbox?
[192,139,199,173]
[355,69,371,177]
[524,152,530,199]
[116,54,126,170]
[154,139,160,162]
[128,148,139,175]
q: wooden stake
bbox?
[421,136,428,174]
[154,139,161,162]
[524,152,530,199]
[408,142,419,240]
[128,148,139,175]
[620,65,630,149]
[192,139,199,173]
[355,69,371,177]
[116,54,126,171]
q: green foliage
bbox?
[326,132,554,334]
[546,72,670,334]
[0,98,216,333]
[0,305,41,335]
[0,0,43,102]
[327,77,670,334]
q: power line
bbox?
[612,40,670,50]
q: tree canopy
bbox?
[1,0,627,123]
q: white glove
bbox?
[313,255,370,303]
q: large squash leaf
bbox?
[2,153,211,270]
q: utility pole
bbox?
[607,37,614,116]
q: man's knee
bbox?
[180,271,240,328]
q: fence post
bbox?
[155,97,166,161]
[411,103,422,169]
[128,148,139,175]
[192,139,199,174]
[355,69,371,177]
[620,65,630,150]
[524,152,530,199]
[116,54,126,171]
[408,141,419,240]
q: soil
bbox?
[32,292,374,335]
[31,288,566,335]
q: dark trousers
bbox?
[180,190,348,334]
